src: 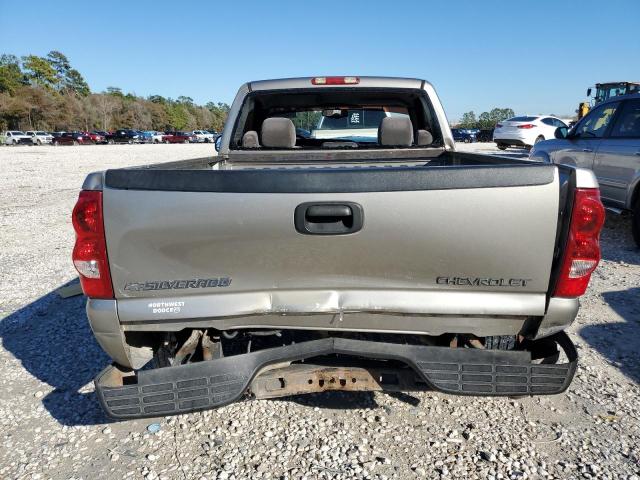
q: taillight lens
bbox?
[72,190,114,298]
[554,188,605,297]
[517,124,535,129]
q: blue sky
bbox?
[1,0,639,120]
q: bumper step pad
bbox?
[95,332,577,419]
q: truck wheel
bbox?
[632,201,640,248]
[164,140,170,144]
[73,140,79,146]
[534,135,545,144]
[497,144,507,150]
[128,139,133,144]
[108,139,114,145]
[484,335,516,350]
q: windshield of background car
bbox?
[574,102,619,138]
[269,108,410,143]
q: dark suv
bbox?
[106,129,140,144]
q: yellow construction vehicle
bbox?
[578,81,640,119]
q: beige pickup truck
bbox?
[73,77,605,419]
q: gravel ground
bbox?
[0,143,639,480]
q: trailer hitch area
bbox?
[249,364,426,400]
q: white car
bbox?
[25,130,54,145]
[151,131,166,144]
[191,130,216,143]
[3,130,34,145]
[493,115,568,150]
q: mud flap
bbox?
[95,332,577,419]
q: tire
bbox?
[73,140,79,146]
[128,139,133,145]
[164,140,170,144]
[484,335,516,350]
[464,138,470,143]
[37,139,42,145]
[497,144,507,150]
[183,139,189,144]
[534,135,545,144]
[53,140,59,146]
[108,139,114,145]
[632,200,640,248]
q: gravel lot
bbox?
[0,143,639,480]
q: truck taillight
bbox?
[312,76,360,85]
[554,188,605,298]
[517,124,535,129]
[72,190,114,298]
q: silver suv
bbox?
[531,94,640,247]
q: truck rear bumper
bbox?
[95,332,577,420]
[87,297,579,369]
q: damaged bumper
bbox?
[95,333,578,420]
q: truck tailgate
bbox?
[102,164,559,323]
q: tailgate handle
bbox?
[295,202,363,235]
[306,205,352,217]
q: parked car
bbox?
[105,129,140,144]
[162,131,194,143]
[75,76,604,419]
[477,128,494,142]
[191,130,216,143]
[91,130,109,143]
[493,116,568,150]
[530,94,640,247]
[83,131,106,144]
[3,130,33,145]
[450,128,477,143]
[137,131,155,143]
[25,131,54,145]
[52,131,94,145]
[152,131,166,144]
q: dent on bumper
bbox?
[87,299,152,369]
[87,296,579,369]
[534,297,579,339]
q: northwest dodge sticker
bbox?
[148,301,185,314]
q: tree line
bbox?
[456,108,516,129]
[0,51,230,132]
